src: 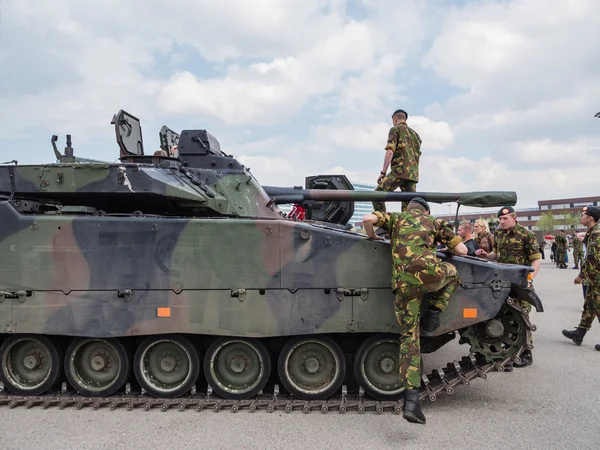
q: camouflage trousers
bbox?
[578,285,600,331]
[393,262,460,389]
[573,249,584,267]
[556,249,567,266]
[373,172,417,213]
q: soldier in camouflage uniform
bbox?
[373,109,422,213]
[555,230,568,269]
[572,233,584,269]
[475,206,541,369]
[561,206,600,351]
[363,197,468,425]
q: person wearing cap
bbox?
[562,205,600,351]
[373,109,422,213]
[362,198,468,425]
[475,205,541,369]
[555,230,568,269]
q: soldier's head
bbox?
[497,206,517,229]
[458,222,473,239]
[391,109,408,126]
[407,197,430,214]
[581,205,600,228]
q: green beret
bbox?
[583,205,600,221]
[392,109,408,119]
[410,197,430,212]
[498,206,515,217]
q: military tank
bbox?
[0,110,542,412]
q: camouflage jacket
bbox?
[385,122,422,182]
[555,234,567,250]
[373,209,462,289]
[572,236,583,252]
[493,223,541,266]
[579,224,600,284]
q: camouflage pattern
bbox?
[373,175,416,212]
[578,224,600,330]
[572,236,584,267]
[474,232,494,253]
[386,122,422,183]
[555,233,568,267]
[0,109,542,400]
[374,208,461,389]
[493,223,541,313]
[493,224,541,267]
[373,122,422,213]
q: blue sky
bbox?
[0,0,599,216]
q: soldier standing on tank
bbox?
[555,230,568,269]
[373,109,422,213]
[475,206,541,369]
[561,206,600,351]
[572,233,584,269]
[362,198,468,424]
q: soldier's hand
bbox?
[368,234,384,241]
[574,276,583,285]
[377,174,384,184]
[475,249,487,257]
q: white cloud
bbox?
[1,0,599,217]
[158,20,383,125]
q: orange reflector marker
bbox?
[157,307,171,318]
[463,308,478,319]
[527,273,533,281]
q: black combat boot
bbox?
[513,350,533,368]
[572,266,579,269]
[562,327,587,345]
[421,308,441,333]
[403,389,426,424]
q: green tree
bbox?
[558,209,580,229]
[536,211,558,232]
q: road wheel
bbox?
[278,336,345,400]
[204,338,271,399]
[64,338,130,397]
[133,335,199,398]
[353,334,404,400]
[0,334,62,396]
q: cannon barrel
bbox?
[263,187,517,208]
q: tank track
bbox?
[0,302,534,414]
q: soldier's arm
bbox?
[524,233,542,279]
[435,219,468,255]
[579,233,599,281]
[363,212,390,240]
[381,127,398,174]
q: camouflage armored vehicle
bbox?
[0,110,542,411]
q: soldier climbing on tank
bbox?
[362,198,468,424]
[475,206,541,369]
[562,206,600,351]
[373,109,422,213]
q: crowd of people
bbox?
[362,108,600,425]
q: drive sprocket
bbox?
[459,301,530,363]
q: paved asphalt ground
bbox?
[0,252,598,450]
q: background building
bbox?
[348,182,377,227]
